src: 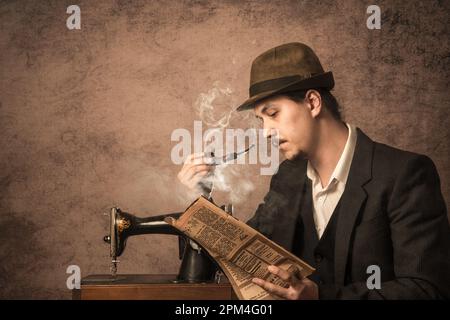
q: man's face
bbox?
[254,94,318,160]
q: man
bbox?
[177,43,450,299]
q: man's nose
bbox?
[263,127,276,139]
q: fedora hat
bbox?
[236,42,334,111]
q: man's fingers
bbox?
[180,157,213,179]
[177,153,216,191]
[267,265,298,284]
[183,165,212,182]
[179,163,211,180]
[185,152,206,162]
[252,278,289,299]
[179,169,212,192]
[184,153,214,165]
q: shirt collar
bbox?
[306,123,357,188]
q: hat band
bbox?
[249,75,306,96]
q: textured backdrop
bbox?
[0,0,448,299]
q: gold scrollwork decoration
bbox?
[117,218,131,233]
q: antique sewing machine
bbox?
[72,200,236,299]
[102,202,233,283]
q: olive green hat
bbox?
[236,42,334,111]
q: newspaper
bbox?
[165,196,315,300]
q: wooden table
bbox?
[73,274,237,300]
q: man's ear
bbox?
[305,90,322,118]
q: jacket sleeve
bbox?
[246,175,283,238]
[319,155,450,299]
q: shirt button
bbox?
[315,253,323,263]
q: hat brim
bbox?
[236,71,334,111]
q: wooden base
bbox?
[73,274,237,300]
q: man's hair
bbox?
[282,88,342,120]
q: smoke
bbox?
[196,82,234,128]
[194,82,255,205]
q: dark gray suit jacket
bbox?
[247,128,450,299]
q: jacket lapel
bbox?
[334,128,374,285]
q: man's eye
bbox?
[268,111,278,118]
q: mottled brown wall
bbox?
[0,0,448,299]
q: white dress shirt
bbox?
[306,123,357,238]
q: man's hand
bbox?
[177,153,214,192]
[252,265,319,300]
